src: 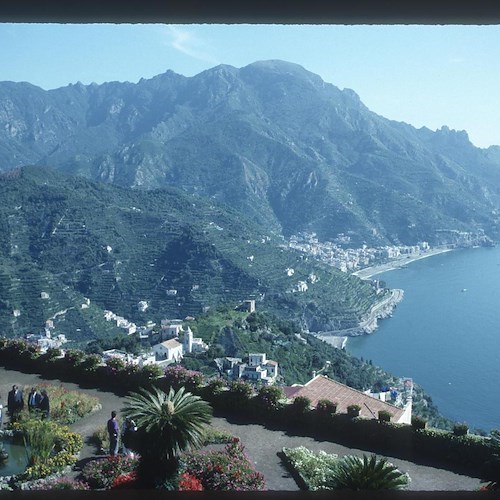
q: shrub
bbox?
[16,417,83,481]
[206,377,227,395]
[378,410,392,423]
[453,423,469,436]
[326,454,410,490]
[282,446,339,490]
[64,349,86,366]
[81,455,139,489]
[164,365,204,391]
[139,363,163,382]
[201,427,235,446]
[255,386,285,413]
[181,438,266,490]
[347,404,361,418]
[316,399,337,416]
[80,354,102,372]
[90,426,109,453]
[226,380,254,411]
[30,477,90,490]
[411,416,427,430]
[292,396,311,414]
[106,357,126,373]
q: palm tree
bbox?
[123,385,212,487]
[327,454,410,490]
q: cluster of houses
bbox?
[24,320,68,351]
[215,352,279,385]
[288,232,432,273]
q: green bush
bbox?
[316,399,337,416]
[347,404,361,418]
[411,416,427,430]
[453,423,469,436]
[254,386,285,413]
[378,410,392,423]
[326,454,410,490]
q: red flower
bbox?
[112,471,138,489]
[178,473,204,491]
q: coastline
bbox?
[352,247,453,280]
[314,247,453,349]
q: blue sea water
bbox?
[347,246,500,433]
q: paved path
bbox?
[0,367,483,491]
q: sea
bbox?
[347,245,500,433]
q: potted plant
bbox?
[378,410,392,423]
[347,404,361,418]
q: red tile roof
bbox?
[285,375,405,422]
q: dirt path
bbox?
[0,366,483,491]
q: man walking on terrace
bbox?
[107,410,120,456]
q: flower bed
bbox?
[282,447,410,491]
[81,455,139,489]
[14,418,83,481]
[281,446,339,490]
[180,437,266,491]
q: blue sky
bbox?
[1,23,500,148]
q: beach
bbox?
[352,247,453,280]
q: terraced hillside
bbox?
[0,166,380,341]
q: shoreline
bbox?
[352,247,453,280]
[315,248,453,349]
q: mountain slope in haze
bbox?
[1,60,500,246]
[0,166,379,340]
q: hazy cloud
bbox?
[165,26,219,64]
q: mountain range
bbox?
[2,60,500,247]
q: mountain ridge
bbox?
[1,59,500,246]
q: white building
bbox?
[152,339,183,362]
[231,353,279,385]
[102,349,156,368]
[182,327,209,354]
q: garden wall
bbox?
[0,337,496,478]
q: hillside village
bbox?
[21,298,414,424]
[288,230,494,273]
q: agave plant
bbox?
[122,386,212,487]
[327,454,410,490]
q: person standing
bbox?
[39,389,50,420]
[107,410,120,456]
[28,388,41,412]
[121,417,137,457]
[7,385,24,422]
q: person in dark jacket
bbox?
[7,385,24,422]
[38,389,50,420]
[107,410,120,456]
[28,388,42,412]
[121,417,137,457]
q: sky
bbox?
[1,23,500,148]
